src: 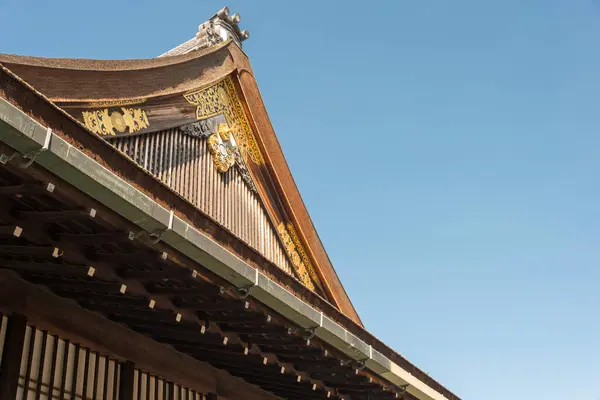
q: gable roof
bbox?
[0,40,362,326]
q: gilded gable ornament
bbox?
[208,124,237,173]
[183,77,263,165]
[277,222,324,293]
[82,107,149,136]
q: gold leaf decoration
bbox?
[82,107,149,136]
[207,124,237,173]
[278,222,324,292]
[184,77,263,165]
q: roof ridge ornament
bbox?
[159,6,249,58]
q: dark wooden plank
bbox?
[145,285,224,297]
[19,208,96,222]
[173,299,248,313]
[118,268,190,281]
[0,225,22,237]
[0,244,61,258]
[0,313,27,400]
[0,260,93,277]
[0,183,45,196]
[89,250,167,264]
[118,361,135,400]
[58,232,129,245]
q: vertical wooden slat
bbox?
[22,326,36,397]
[69,344,81,399]
[0,314,27,400]
[58,340,70,400]
[113,362,120,400]
[136,369,143,400]
[47,334,59,400]
[154,376,158,400]
[109,131,299,277]
[34,331,49,398]
[82,347,91,398]
[119,362,135,400]
[92,351,101,399]
[103,356,110,400]
[146,372,151,400]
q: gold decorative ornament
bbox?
[277,222,324,292]
[82,107,149,136]
[184,77,263,165]
[208,123,237,173]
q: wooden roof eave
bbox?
[0,65,459,400]
[0,41,236,102]
[0,42,363,326]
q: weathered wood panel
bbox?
[108,129,292,276]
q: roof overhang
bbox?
[0,75,455,400]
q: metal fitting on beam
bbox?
[234,268,258,299]
[18,127,52,168]
[0,152,19,164]
[302,327,318,340]
[234,285,253,299]
[356,359,368,371]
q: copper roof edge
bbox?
[0,40,232,72]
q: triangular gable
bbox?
[80,75,329,297]
[0,46,362,325]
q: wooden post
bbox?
[206,393,218,400]
[0,313,27,400]
[118,361,135,400]
[166,382,175,400]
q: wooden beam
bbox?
[0,244,61,258]
[88,250,168,264]
[146,285,225,297]
[18,208,96,222]
[198,314,265,325]
[0,183,43,196]
[0,225,22,237]
[173,299,248,313]
[0,313,27,400]
[58,232,129,245]
[241,336,309,347]
[80,302,175,321]
[0,260,94,277]
[0,271,278,400]
[220,325,290,335]
[118,268,191,281]
[25,277,127,294]
[51,291,150,308]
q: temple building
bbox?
[0,7,458,400]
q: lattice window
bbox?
[133,368,207,400]
[17,326,121,400]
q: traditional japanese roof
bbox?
[0,6,459,400]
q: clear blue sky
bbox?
[2,1,599,399]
